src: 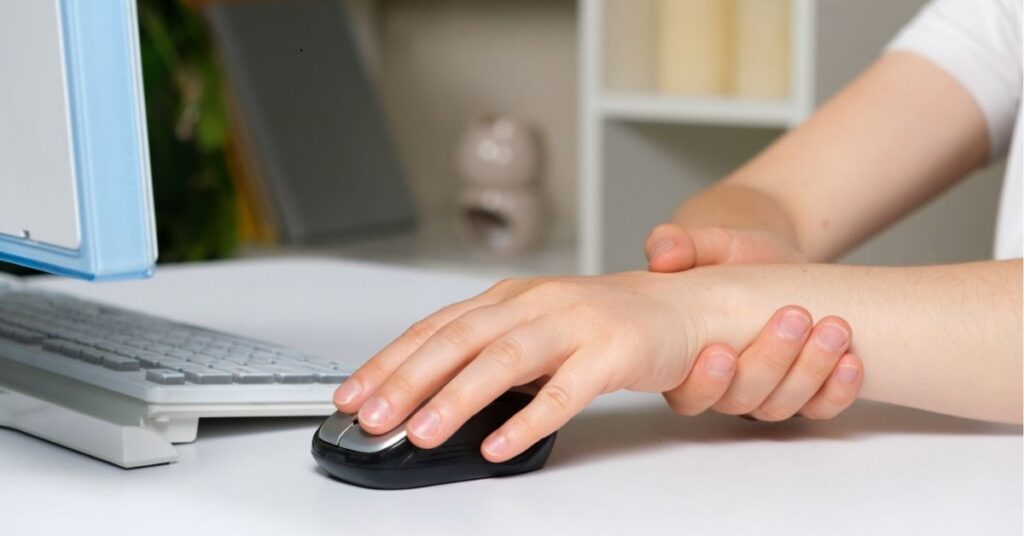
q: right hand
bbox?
[644,223,861,421]
[644,223,806,273]
[667,305,863,421]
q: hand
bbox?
[644,223,806,273]
[333,273,711,463]
[663,305,863,421]
[644,224,862,421]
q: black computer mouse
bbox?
[311,391,556,489]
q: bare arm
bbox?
[692,259,1022,423]
[668,51,989,262]
[334,259,1020,462]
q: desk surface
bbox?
[1,258,1021,535]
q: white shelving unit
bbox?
[322,0,927,277]
[576,0,925,274]
[578,0,818,274]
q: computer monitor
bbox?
[0,0,156,281]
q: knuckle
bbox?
[434,387,469,415]
[437,318,476,350]
[803,354,840,381]
[360,360,391,382]
[538,382,575,415]
[488,277,521,296]
[760,348,798,374]
[482,337,525,371]
[404,318,437,347]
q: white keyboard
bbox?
[0,278,352,467]
[0,283,349,405]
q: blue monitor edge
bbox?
[0,0,157,282]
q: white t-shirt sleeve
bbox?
[887,0,1022,160]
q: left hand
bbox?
[333,272,710,463]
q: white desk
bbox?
[1,258,1020,535]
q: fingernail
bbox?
[777,310,811,340]
[359,397,391,427]
[817,324,849,351]
[836,364,859,385]
[334,379,362,406]
[409,408,441,439]
[482,434,508,458]
[649,240,674,260]
[705,351,735,378]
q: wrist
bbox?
[678,265,775,350]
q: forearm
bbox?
[670,53,988,262]
[671,183,801,250]
[687,260,1023,423]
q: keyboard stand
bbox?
[0,384,180,468]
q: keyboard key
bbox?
[167,349,196,359]
[314,371,347,383]
[134,352,165,368]
[0,325,43,344]
[145,369,186,385]
[155,358,193,371]
[225,367,275,384]
[80,347,106,364]
[181,366,232,384]
[262,366,315,384]
[100,353,141,372]
[59,342,89,359]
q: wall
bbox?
[353,0,578,245]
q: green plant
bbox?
[138,0,237,262]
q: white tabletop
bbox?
[1,258,1020,535]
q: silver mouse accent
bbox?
[317,411,409,454]
[317,412,356,446]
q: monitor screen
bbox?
[0,0,156,281]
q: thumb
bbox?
[646,225,736,272]
[644,224,698,273]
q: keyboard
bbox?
[0,277,352,467]
[0,283,349,405]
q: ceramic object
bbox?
[453,186,544,257]
[456,115,539,188]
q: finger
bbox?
[405,316,576,448]
[645,224,697,273]
[749,317,852,422]
[333,280,518,412]
[480,352,606,462]
[712,306,813,415]
[355,302,533,434]
[646,226,736,273]
[800,353,863,420]
[662,344,738,416]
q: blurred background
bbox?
[51,0,1002,279]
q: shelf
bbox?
[599,91,798,128]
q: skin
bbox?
[640,49,991,421]
[334,51,1022,461]
[335,261,1020,462]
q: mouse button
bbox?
[318,412,357,446]
[338,420,408,453]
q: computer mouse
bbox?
[311,391,556,489]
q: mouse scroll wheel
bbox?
[318,413,357,446]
